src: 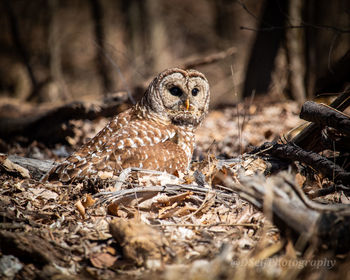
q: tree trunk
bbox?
[286,0,306,104]
[242,0,288,97]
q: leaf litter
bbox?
[0,99,346,279]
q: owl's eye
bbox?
[191,88,199,96]
[169,86,183,97]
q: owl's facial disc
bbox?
[160,72,209,127]
[141,68,209,127]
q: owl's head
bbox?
[140,68,210,127]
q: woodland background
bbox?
[0,0,349,108]
[0,1,350,280]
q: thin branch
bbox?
[240,24,350,34]
[94,184,236,206]
[236,0,261,24]
[153,222,258,228]
[181,46,237,69]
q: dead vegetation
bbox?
[1,90,350,279]
[1,1,350,279]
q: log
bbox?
[300,101,350,136]
[0,230,70,267]
[292,89,350,151]
[7,155,56,181]
[0,92,129,144]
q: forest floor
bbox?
[0,96,349,280]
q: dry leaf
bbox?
[295,173,306,188]
[0,154,30,178]
[82,194,95,208]
[105,246,117,255]
[109,218,170,267]
[28,188,58,201]
[90,252,118,268]
[158,204,197,219]
[155,191,193,206]
[107,203,119,216]
[75,200,85,218]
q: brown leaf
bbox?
[28,188,58,201]
[107,203,119,216]
[295,173,306,188]
[82,194,95,208]
[158,204,197,219]
[90,252,117,268]
[155,191,193,206]
[75,200,85,218]
[0,154,30,178]
[109,218,170,266]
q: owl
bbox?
[43,68,210,183]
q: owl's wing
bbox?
[119,141,189,175]
[43,110,177,182]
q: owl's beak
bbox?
[185,99,190,111]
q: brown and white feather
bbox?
[44,68,209,183]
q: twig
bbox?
[153,222,258,228]
[94,184,236,206]
[240,23,350,34]
[181,47,237,69]
[308,184,350,199]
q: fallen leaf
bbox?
[155,191,193,206]
[82,194,95,208]
[109,218,170,266]
[28,188,58,201]
[107,203,119,216]
[75,200,85,218]
[0,154,30,178]
[90,252,118,268]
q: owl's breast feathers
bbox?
[44,108,195,183]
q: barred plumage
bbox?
[44,68,210,183]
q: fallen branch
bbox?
[94,184,236,207]
[292,89,350,151]
[180,47,237,69]
[300,101,350,136]
[253,142,350,184]
[0,92,129,144]
[221,172,350,253]
[6,154,56,180]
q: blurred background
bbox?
[0,0,349,108]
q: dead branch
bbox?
[308,183,350,199]
[300,101,350,136]
[0,230,70,267]
[254,141,350,184]
[6,154,56,180]
[180,47,237,69]
[0,92,129,144]
[221,172,350,253]
[94,184,235,207]
[292,89,350,150]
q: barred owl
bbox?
[44,68,210,183]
